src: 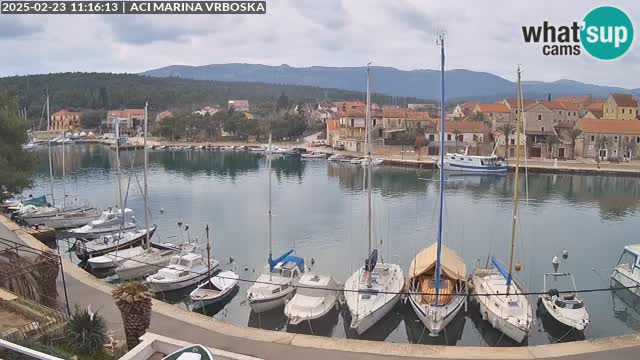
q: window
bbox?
[636,136,640,143]
[622,109,625,114]
[614,136,619,142]
[447,134,452,141]
[591,135,596,141]
[510,139,515,145]
[559,111,562,115]
[373,119,377,126]
[538,114,542,121]
[541,126,545,132]
[429,134,435,141]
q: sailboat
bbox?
[470,66,533,343]
[406,35,468,336]
[343,64,404,335]
[246,135,305,313]
[64,207,136,239]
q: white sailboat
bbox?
[284,272,341,325]
[247,135,305,313]
[470,66,533,343]
[65,207,136,239]
[406,35,468,336]
[344,63,404,335]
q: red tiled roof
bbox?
[542,101,578,110]
[437,121,491,133]
[554,96,591,104]
[108,109,144,118]
[586,102,604,111]
[577,118,640,135]
[382,108,432,120]
[504,98,535,108]
[51,110,80,117]
[610,94,638,107]
[475,103,510,113]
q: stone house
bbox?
[522,102,558,158]
[336,108,383,152]
[575,118,640,160]
[228,100,249,112]
[542,101,580,127]
[502,98,535,124]
[554,95,594,116]
[49,110,81,131]
[472,103,511,130]
[603,94,639,120]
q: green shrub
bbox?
[65,305,107,356]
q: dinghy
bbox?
[284,272,341,325]
[161,344,214,360]
[190,270,239,310]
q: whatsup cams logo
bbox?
[522,6,634,60]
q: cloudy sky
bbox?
[1,0,639,88]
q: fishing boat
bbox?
[538,272,589,331]
[246,135,304,313]
[301,152,326,159]
[146,252,218,292]
[611,244,640,298]
[437,148,507,173]
[284,272,341,325]
[407,36,468,336]
[64,207,136,239]
[75,227,156,261]
[344,64,404,335]
[161,344,214,360]
[470,66,533,343]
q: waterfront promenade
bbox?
[1,216,639,359]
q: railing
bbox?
[0,338,64,360]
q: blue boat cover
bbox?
[491,256,512,285]
[282,255,305,272]
[268,249,293,271]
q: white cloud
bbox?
[0,0,638,88]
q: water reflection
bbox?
[286,307,340,337]
[248,308,288,332]
[611,287,640,332]
[404,306,466,345]
[341,303,403,341]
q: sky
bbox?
[1,0,639,88]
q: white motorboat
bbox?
[350,158,363,164]
[115,242,196,281]
[75,227,155,261]
[360,158,383,166]
[284,272,340,325]
[538,272,589,331]
[87,246,145,269]
[301,152,326,159]
[611,244,640,297]
[249,146,267,152]
[190,270,239,310]
[407,244,467,336]
[247,250,304,313]
[22,142,38,150]
[327,154,345,162]
[40,207,101,229]
[437,151,507,173]
[220,145,236,151]
[344,256,404,335]
[65,207,136,239]
[146,253,219,293]
[470,66,533,343]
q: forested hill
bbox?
[0,72,428,118]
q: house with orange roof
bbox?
[542,101,580,126]
[105,109,145,130]
[334,101,365,112]
[472,103,511,128]
[603,94,638,120]
[155,111,174,123]
[424,121,491,149]
[335,108,383,152]
[575,118,640,160]
[49,110,81,131]
[228,100,249,112]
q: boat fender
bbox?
[103,236,109,245]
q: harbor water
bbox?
[28,144,640,346]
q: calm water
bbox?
[28,144,640,346]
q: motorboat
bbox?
[361,158,383,166]
[145,253,218,293]
[339,156,353,163]
[249,146,267,152]
[350,158,363,164]
[301,152,326,159]
[471,259,533,343]
[115,242,196,281]
[611,244,640,298]
[284,272,341,325]
[436,148,507,173]
[538,272,589,331]
[75,227,156,261]
[220,145,236,151]
[65,207,136,239]
[406,243,467,336]
[21,142,38,150]
[161,344,213,360]
[87,246,146,269]
[39,207,101,229]
[247,250,304,313]
[327,154,345,162]
[190,270,239,310]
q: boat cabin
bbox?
[169,253,204,270]
[616,245,640,274]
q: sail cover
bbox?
[408,243,467,281]
[268,249,294,272]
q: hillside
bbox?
[143,63,640,100]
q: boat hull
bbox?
[611,268,640,297]
[285,292,339,325]
[248,288,295,313]
[407,290,466,335]
[76,228,155,261]
[64,222,137,239]
[539,297,589,331]
[147,272,209,293]
[350,291,401,335]
[438,161,508,173]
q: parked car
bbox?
[333,144,345,151]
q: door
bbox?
[558,148,565,158]
[530,147,542,158]
[599,148,608,160]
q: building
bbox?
[502,98,535,123]
[542,101,580,127]
[584,102,604,119]
[228,100,249,112]
[554,95,594,116]
[49,110,81,131]
[408,103,436,112]
[576,118,640,160]
[472,103,511,129]
[194,106,220,116]
[603,94,639,120]
[105,109,145,129]
[334,101,365,112]
[425,121,490,145]
[335,108,383,152]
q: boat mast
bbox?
[366,63,373,288]
[46,92,55,207]
[206,224,211,280]
[268,133,273,282]
[61,115,66,209]
[506,66,523,291]
[144,102,150,246]
[114,119,124,218]
[434,33,446,307]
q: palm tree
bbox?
[595,135,610,168]
[112,281,152,350]
[497,122,515,159]
[564,128,582,160]
[470,111,486,123]
[452,129,462,152]
[65,305,107,356]
[545,135,560,159]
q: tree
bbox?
[0,90,34,201]
[545,135,560,159]
[564,128,582,160]
[452,129,462,152]
[65,305,107,356]
[276,91,289,112]
[112,281,152,350]
[470,111,486,123]
[595,135,609,168]
[497,122,515,160]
